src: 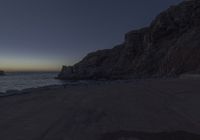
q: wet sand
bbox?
[0,79,200,140]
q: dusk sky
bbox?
[0,0,183,72]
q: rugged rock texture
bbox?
[0,71,5,76]
[58,0,200,80]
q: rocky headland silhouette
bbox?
[58,0,200,80]
[0,70,5,76]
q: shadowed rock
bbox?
[0,70,5,76]
[58,0,200,80]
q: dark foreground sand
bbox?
[0,79,200,140]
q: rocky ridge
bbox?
[0,71,5,76]
[58,0,200,80]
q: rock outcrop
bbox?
[0,71,5,76]
[58,0,200,80]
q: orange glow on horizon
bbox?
[0,57,64,72]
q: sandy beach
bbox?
[1,79,200,140]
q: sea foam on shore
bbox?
[0,72,62,93]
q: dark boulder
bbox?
[0,71,5,76]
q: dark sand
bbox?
[0,79,200,140]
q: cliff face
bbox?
[58,0,200,80]
[0,71,5,76]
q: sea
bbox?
[0,72,64,93]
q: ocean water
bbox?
[0,72,63,93]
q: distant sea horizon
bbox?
[0,72,63,93]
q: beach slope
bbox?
[0,79,200,139]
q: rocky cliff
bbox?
[0,71,5,76]
[58,0,200,80]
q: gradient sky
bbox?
[0,0,183,72]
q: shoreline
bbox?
[0,77,198,98]
[0,79,136,97]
